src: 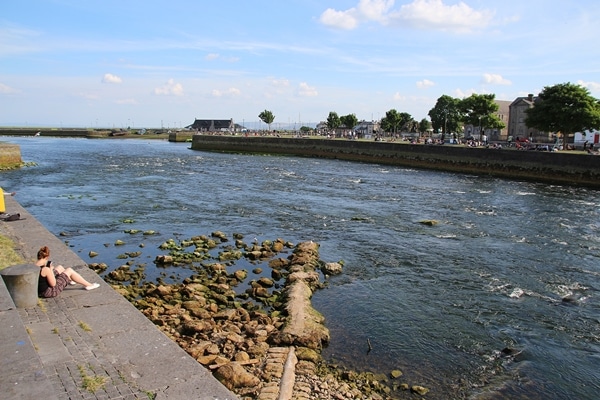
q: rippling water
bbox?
[2,137,599,399]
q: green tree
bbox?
[326,112,341,135]
[340,113,359,136]
[428,95,462,139]
[258,110,275,130]
[460,94,504,138]
[381,110,412,136]
[525,82,600,145]
[418,118,431,136]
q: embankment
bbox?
[191,135,600,188]
[0,143,22,169]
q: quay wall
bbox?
[168,131,194,142]
[192,135,600,188]
[0,128,91,137]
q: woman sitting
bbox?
[36,246,99,298]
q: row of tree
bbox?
[257,82,600,139]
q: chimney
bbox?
[527,94,534,101]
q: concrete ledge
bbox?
[0,275,55,399]
[0,196,239,400]
[1,263,39,308]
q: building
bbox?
[508,94,545,141]
[354,120,380,139]
[463,100,511,141]
[187,119,235,132]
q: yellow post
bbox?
[0,187,5,213]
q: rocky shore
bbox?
[88,231,429,399]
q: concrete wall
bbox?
[0,128,91,137]
[168,131,194,142]
[191,135,600,188]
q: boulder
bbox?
[214,362,260,390]
[322,262,343,275]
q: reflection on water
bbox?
[2,137,599,399]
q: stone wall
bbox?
[0,128,90,137]
[0,143,22,169]
[191,135,600,188]
[168,131,194,142]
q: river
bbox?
[1,137,599,399]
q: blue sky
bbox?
[1,0,599,129]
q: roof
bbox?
[187,119,234,130]
[509,95,537,107]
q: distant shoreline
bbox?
[4,129,600,189]
[191,135,600,189]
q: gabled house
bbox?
[187,119,235,132]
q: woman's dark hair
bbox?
[37,246,50,260]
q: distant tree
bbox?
[418,118,431,135]
[326,112,341,134]
[258,110,275,130]
[526,82,600,145]
[340,113,359,136]
[428,95,462,140]
[381,109,412,136]
[300,126,312,133]
[460,94,504,138]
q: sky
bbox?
[1,0,599,129]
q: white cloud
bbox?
[102,73,122,84]
[454,88,477,98]
[357,0,395,23]
[320,0,495,33]
[319,7,358,30]
[211,87,241,97]
[577,80,600,93]
[416,79,435,88]
[154,79,183,96]
[391,0,494,33]
[482,73,511,85]
[205,53,220,60]
[271,78,290,88]
[0,82,19,94]
[393,92,406,101]
[297,82,318,97]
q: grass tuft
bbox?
[0,234,24,270]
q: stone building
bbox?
[508,94,545,141]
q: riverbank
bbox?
[191,135,600,188]
[0,127,171,140]
[0,196,239,400]
[0,142,22,169]
[0,196,423,399]
[6,130,600,188]
[91,235,417,399]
